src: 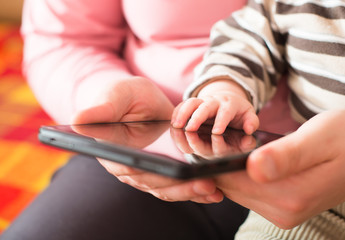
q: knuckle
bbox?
[185,97,202,106]
[218,106,232,115]
[214,94,232,102]
[198,101,213,109]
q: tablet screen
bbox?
[47,120,260,164]
[39,120,282,178]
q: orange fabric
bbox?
[0,23,70,233]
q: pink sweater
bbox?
[21,0,246,124]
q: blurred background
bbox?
[0,0,70,234]
[0,0,23,22]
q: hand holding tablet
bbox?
[39,120,282,179]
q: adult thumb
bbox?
[246,128,329,183]
[72,102,118,124]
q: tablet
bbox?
[38,120,282,179]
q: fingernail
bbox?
[185,123,193,131]
[247,125,254,134]
[245,124,256,135]
[173,120,182,128]
[212,127,222,135]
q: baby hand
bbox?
[172,80,259,135]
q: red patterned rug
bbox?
[0,23,70,234]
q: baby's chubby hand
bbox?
[171,79,259,135]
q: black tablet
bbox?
[38,120,282,179]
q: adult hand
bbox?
[72,120,169,149]
[72,77,223,203]
[73,77,174,124]
[213,110,345,229]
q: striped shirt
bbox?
[185,1,345,239]
[184,0,345,123]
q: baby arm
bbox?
[172,79,259,135]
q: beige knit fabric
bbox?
[235,203,345,240]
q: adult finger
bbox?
[72,102,117,124]
[147,179,221,202]
[189,188,224,204]
[100,158,221,203]
[98,159,144,176]
[116,171,183,190]
[117,174,223,203]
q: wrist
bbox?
[198,78,251,102]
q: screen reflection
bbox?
[68,121,259,164]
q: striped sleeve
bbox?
[184,0,286,112]
[275,0,345,122]
[184,0,345,122]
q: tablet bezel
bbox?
[38,120,280,179]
